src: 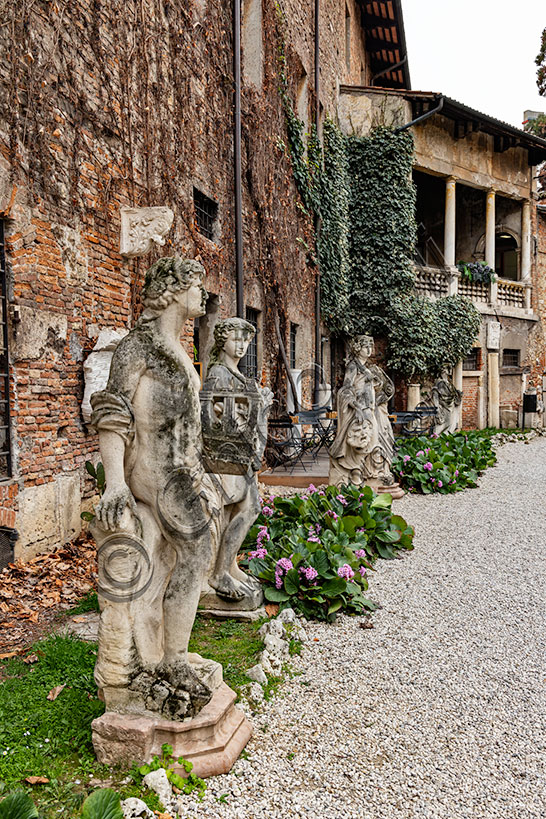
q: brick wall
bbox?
[0,0,371,557]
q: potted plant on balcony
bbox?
[457,260,497,284]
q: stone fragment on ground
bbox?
[142,768,172,811]
[121,797,154,818]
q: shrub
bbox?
[392,431,497,494]
[242,484,414,621]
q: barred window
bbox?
[502,348,520,368]
[241,307,259,379]
[463,348,480,371]
[0,221,12,479]
[193,188,218,241]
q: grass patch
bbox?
[189,615,265,696]
[68,591,99,615]
[0,617,269,815]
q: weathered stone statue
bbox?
[90,257,219,721]
[200,317,273,612]
[329,335,402,496]
[428,370,462,435]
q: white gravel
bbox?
[184,438,546,818]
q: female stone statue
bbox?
[329,335,398,490]
[200,317,273,608]
[91,256,217,720]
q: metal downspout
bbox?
[313,0,321,407]
[395,96,444,133]
[233,0,244,317]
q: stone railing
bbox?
[456,278,489,303]
[497,279,525,309]
[414,265,450,299]
[414,265,532,312]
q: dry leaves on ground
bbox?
[0,532,97,654]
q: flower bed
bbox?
[392,431,497,494]
[242,485,414,622]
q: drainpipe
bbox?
[395,96,444,134]
[313,0,321,407]
[371,56,408,87]
[233,0,244,317]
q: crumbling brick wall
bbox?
[0,0,371,558]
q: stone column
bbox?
[521,199,531,280]
[444,176,456,267]
[477,373,486,430]
[486,189,497,304]
[453,360,463,429]
[407,384,420,411]
[487,352,500,428]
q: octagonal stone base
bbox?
[92,683,252,778]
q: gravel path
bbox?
[186,439,546,819]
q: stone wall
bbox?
[0,0,371,558]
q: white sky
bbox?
[402,0,545,128]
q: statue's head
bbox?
[139,256,207,320]
[347,334,374,362]
[209,317,256,369]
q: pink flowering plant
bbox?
[241,484,414,621]
[392,431,496,495]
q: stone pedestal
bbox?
[367,479,405,500]
[199,583,264,613]
[92,683,252,778]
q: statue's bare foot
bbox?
[210,573,247,602]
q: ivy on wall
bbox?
[277,78,480,379]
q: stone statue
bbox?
[90,256,220,721]
[200,317,273,611]
[428,370,462,435]
[329,335,401,495]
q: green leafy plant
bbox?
[0,791,38,819]
[136,744,206,801]
[242,484,414,621]
[392,431,497,494]
[81,788,123,819]
[81,461,105,522]
[457,260,496,284]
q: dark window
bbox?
[503,348,520,368]
[0,222,12,479]
[495,233,518,281]
[289,323,297,369]
[193,188,218,241]
[241,307,259,379]
[463,348,480,371]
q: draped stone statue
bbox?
[329,335,402,497]
[428,370,462,435]
[90,257,220,721]
[200,317,273,612]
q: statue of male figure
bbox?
[201,317,273,607]
[91,256,217,721]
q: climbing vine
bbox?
[318,118,351,334]
[278,83,480,379]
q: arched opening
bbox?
[495,233,519,281]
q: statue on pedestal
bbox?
[428,370,462,434]
[90,257,219,720]
[200,318,273,611]
[329,335,402,496]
